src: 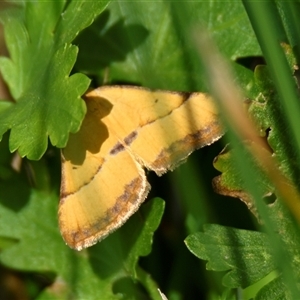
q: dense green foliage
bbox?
[1,1,300,299]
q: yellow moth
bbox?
[60,85,223,250]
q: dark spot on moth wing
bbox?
[110,142,125,155]
[110,131,138,155]
[124,131,138,146]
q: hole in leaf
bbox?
[265,128,271,138]
[236,56,265,71]
[263,192,276,205]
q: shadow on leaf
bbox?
[74,10,150,73]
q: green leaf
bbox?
[0,1,109,159]
[255,277,288,300]
[185,224,275,289]
[75,0,261,91]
